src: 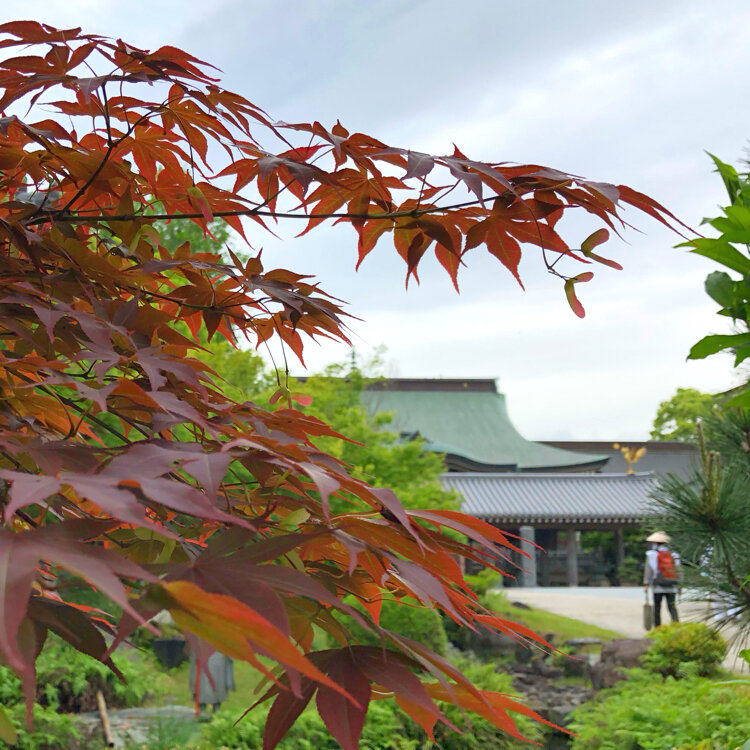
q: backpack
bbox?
[654,548,678,587]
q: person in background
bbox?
[189,648,235,718]
[643,530,680,627]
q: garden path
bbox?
[505,587,746,672]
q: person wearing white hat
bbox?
[643,531,680,627]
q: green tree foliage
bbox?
[568,669,750,750]
[651,416,750,629]
[684,153,750,407]
[650,388,719,442]
[197,339,274,404]
[158,213,231,255]
[200,345,461,513]
[579,528,645,584]
[650,152,750,637]
[291,363,460,512]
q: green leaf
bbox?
[739,648,750,666]
[704,271,735,307]
[707,151,742,204]
[726,387,750,409]
[278,508,310,531]
[725,205,750,230]
[0,704,17,744]
[688,333,750,360]
[741,738,750,750]
[683,238,750,274]
[708,216,740,234]
[720,229,750,245]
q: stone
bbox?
[546,734,575,750]
[546,702,578,727]
[564,637,603,647]
[531,659,563,679]
[589,660,622,690]
[449,621,518,657]
[600,638,650,669]
[514,641,534,664]
[589,638,650,690]
[505,661,593,733]
[560,654,588,678]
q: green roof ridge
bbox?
[360,381,608,471]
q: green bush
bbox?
[464,569,501,598]
[201,656,538,749]
[202,701,418,749]
[407,657,541,750]
[642,622,726,678]
[568,668,750,750]
[347,597,449,656]
[616,556,642,585]
[2,703,80,750]
[199,708,263,749]
[37,636,150,710]
[0,635,153,749]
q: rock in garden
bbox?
[589,638,650,690]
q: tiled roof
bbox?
[361,379,608,472]
[441,472,658,524]
[541,440,698,479]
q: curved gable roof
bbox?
[361,379,607,472]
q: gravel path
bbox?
[504,587,746,671]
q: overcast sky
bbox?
[6,1,750,440]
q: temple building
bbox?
[361,378,697,588]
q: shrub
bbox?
[35,637,151,711]
[409,657,541,749]
[200,708,263,749]
[202,702,418,750]
[202,657,537,749]
[380,600,449,656]
[348,597,449,656]
[464,569,502,598]
[2,703,79,750]
[642,622,726,678]
[617,556,642,585]
[568,668,750,750]
[0,636,153,749]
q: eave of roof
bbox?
[440,472,658,525]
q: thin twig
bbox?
[30,193,537,226]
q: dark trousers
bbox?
[653,592,679,627]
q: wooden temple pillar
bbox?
[519,525,537,587]
[535,528,555,587]
[614,527,625,585]
[566,526,579,587]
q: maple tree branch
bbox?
[32,195,514,226]
[14,371,137,445]
[56,88,117,216]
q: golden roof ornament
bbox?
[613,443,647,474]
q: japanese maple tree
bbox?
[0,20,683,748]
